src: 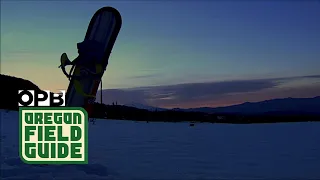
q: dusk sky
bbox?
[1,1,320,108]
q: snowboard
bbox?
[62,7,122,116]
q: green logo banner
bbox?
[19,107,88,164]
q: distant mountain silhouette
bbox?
[122,97,320,115]
[124,102,167,111]
[183,97,320,115]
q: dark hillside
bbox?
[0,74,42,110]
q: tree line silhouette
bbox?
[1,74,319,124]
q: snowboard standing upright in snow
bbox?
[59,7,122,117]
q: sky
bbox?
[1,1,320,108]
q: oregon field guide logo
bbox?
[19,107,88,164]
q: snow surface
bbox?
[1,109,320,180]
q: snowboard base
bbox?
[62,6,122,117]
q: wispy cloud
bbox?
[97,75,320,108]
[270,75,320,81]
[130,74,160,79]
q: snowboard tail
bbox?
[62,7,122,115]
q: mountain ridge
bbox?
[177,96,320,115]
[124,102,167,111]
[121,96,320,115]
[126,96,320,115]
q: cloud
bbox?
[129,74,160,79]
[96,89,148,105]
[269,74,320,82]
[96,74,320,108]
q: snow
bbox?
[1,109,320,179]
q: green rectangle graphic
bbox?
[19,107,88,164]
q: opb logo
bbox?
[18,90,66,107]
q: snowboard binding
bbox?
[59,40,105,80]
[59,52,103,98]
